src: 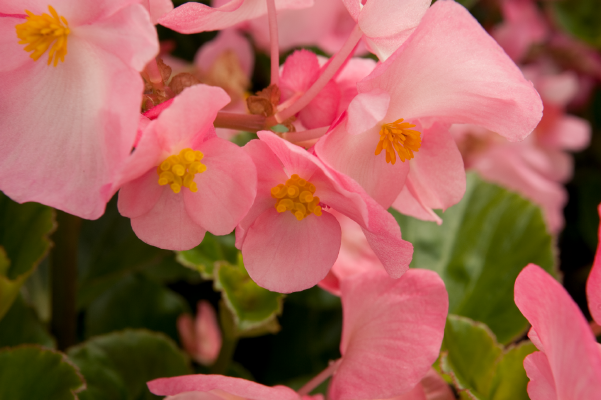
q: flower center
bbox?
[375,119,422,165]
[156,148,207,194]
[271,174,322,221]
[15,5,71,67]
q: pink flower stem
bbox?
[266,0,280,86]
[297,359,342,396]
[283,126,329,143]
[273,24,363,124]
[214,112,266,132]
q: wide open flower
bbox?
[116,85,257,250]
[236,131,413,293]
[315,0,542,213]
[514,264,601,399]
[158,0,312,34]
[0,0,158,219]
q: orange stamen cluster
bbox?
[157,148,207,194]
[271,174,322,221]
[16,5,71,67]
[375,118,422,165]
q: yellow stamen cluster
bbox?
[157,148,207,194]
[271,174,322,221]
[375,118,422,165]
[16,5,71,67]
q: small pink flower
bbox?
[116,84,257,250]
[515,264,601,399]
[0,0,158,219]
[158,0,312,34]
[177,301,222,366]
[235,131,413,293]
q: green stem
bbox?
[50,211,81,350]
[209,334,238,375]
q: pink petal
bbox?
[242,208,341,293]
[148,375,300,399]
[0,4,157,219]
[335,57,377,115]
[280,49,320,94]
[330,269,448,400]
[346,90,390,135]
[587,204,601,326]
[359,0,542,142]
[158,0,312,34]
[391,186,443,224]
[118,170,166,219]
[539,115,591,152]
[392,383,427,400]
[514,264,601,399]
[420,368,456,400]
[195,29,254,78]
[165,392,223,400]
[131,188,206,250]
[140,0,174,24]
[177,313,198,360]
[194,301,222,365]
[523,352,558,400]
[184,137,256,235]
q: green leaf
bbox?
[552,0,601,48]
[441,315,535,400]
[394,173,556,343]
[214,255,283,336]
[0,193,55,320]
[85,274,188,342]
[176,233,237,279]
[0,294,55,348]
[0,345,85,400]
[68,330,192,400]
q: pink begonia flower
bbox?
[0,0,158,219]
[450,66,590,233]
[140,0,174,24]
[491,0,548,62]
[514,264,601,399]
[158,0,312,34]
[316,0,542,216]
[280,50,376,131]
[236,131,413,293]
[245,0,367,55]
[116,84,257,250]
[341,0,431,60]
[177,301,222,366]
[586,204,601,326]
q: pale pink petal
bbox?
[0,4,157,219]
[177,313,198,360]
[195,29,254,78]
[363,25,415,61]
[257,131,321,182]
[184,138,256,235]
[330,269,448,400]
[356,0,430,39]
[131,189,206,251]
[392,383,427,400]
[359,0,542,142]
[165,392,223,400]
[346,90,390,135]
[149,375,300,400]
[586,204,601,326]
[539,115,591,152]
[140,0,174,24]
[391,186,442,224]
[514,264,601,399]
[420,368,456,400]
[118,170,166,219]
[533,70,579,107]
[335,57,377,114]
[242,208,341,293]
[194,301,222,365]
[158,0,312,34]
[523,352,558,400]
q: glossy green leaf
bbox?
[0,346,85,400]
[85,274,188,342]
[394,173,555,343]
[0,193,55,320]
[441,315,535,400]
[68,330,192,400]
[176,232,237,279]
[552,0,601,48]
[214,255,283,336]
[0,294,54,348]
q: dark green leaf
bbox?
[68,330,192,400]
[0,294,54,348]
[85,274,188,342]
[394,173,556,343]
[552,0,601,48]
[0,345,84,400]
[489,342,536,400]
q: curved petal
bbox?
[391,185,443,224]
[242,208,341,293]
[118,170,165,219]
[359,0,542,142]
[194,29,254,78]
[514,264,601,400]
[158,0,312,34]
[184,137,257,235]
[131,189,206,250]
[140,0,174,24]
[358,0,430,39]
[586,204,601,326]
[258,131,320,180]
[523,352,558,400]
[330,269,448,400]
[346,90,390,135]
[148,375,300,400]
